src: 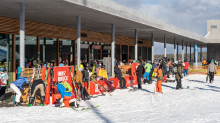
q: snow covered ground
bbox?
[1,75,220,123]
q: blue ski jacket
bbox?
[12,76,28,90]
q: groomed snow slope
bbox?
[1,75,220,123]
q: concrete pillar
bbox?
[190,43,191,62]
[135,30,138,60]
[164,36,166,57]
[111,24,115,76]
[43,38,46,63]
[182,40,184,62]
[77,16,81,70]
[174,38,176,62]
[177,43,179,61]
[186,43,187,61]
[151,33,154,61]
[19,3,25,68]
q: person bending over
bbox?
[27,79,45,107]
[10,76,28,106]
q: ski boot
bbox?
[40,96,45,106]
[14,102,22,107]
[59,98,65,108]
[27,97,34,107]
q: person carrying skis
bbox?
[98,65,115,92]
[208,59,216,83]
[175,61,183,89]
[27,79,45,107]
[156,65,163,93]
[10,76,29,106]
[136,62,143,89]
[114,63,127,89]
[143,60,152,81]
[74,68,93,100]
[56,82,72,107]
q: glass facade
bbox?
[0,33,13,85]
[129,46,135,60]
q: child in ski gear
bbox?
[56,82,72,107]
[175,61,183,89]
[156,65,163,93]
[0,71,8,103]
[74,69,92,100]
[143,60,152,81]
[27,79,45,107]
[183,60,189,76]
[136,62,143,89]
[98,65,115,92]
[114,63,127,89]
[10,76,29,106]
[208,60,216,83]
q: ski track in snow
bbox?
[2,75,220,123]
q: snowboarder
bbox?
[10,76,29,106]
[56,82,72,107]
[27,79,46,107]
[98,65,115,92]
[114,63,127,89]
[208,59,216,83]
[175,61,183,89]
[136,62,143,89]
[74,69,93,100]
[143,60,152,81]
[156,65,163,93]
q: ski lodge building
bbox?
[0,0,211,84]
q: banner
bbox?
[195,44,198,63]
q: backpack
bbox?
[61,82,73,92]
[173,66,177,74]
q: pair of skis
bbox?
[90,76,112,96]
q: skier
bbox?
[0,71,8,104]
[156,65,163,93]
[56,82,72,107]
[27,79,45,107]
[175,61,183,89]
[162,59,167,76]
[166,59,170,78]
[183,60,189,77]
[98,65,115,92]
[82,67,90,93]
[143,60,152,81]
[10,76,29,106]
[136,62,143,89]
[114,63,127,89]
[208,59,216,83]
[74,69,93,100]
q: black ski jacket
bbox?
[162,61,166,74]
[114,67,122,78]
[136,65,143,77]
[82,70,89,82]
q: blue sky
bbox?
[111,0,216,54]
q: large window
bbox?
[129,46,135,60]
